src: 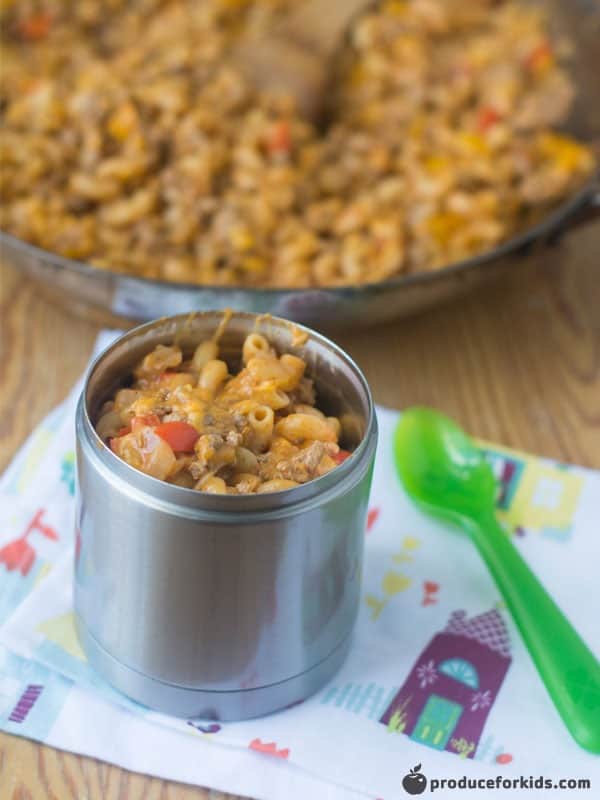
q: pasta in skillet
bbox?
[0,0,596,286]
[97,333,351,493]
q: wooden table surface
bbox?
[1,222,599,798]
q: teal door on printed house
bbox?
[410,695,463,750]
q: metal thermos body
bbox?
[75,312,377,720]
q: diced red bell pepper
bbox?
[477,106,502,132]
[131,414,160,431]
[524,41,553,74]
[154,421,199,452]
[266,120,292,156]
[117,426,131,437]
[333,449,352,464]
[19,13,52,41]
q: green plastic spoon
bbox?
[393,407,600,753]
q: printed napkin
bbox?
[1,331,599,800]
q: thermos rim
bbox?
[77,311,378,517]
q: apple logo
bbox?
[402,763,427,795]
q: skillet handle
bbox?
[546,180,600,244]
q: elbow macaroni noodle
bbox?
[97,332,350,493]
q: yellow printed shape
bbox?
[392,537,420,563]
[504,462,583,532]
[478,439,583,534]
[366,571,411,620]
[402,537,420,550]
[34,562,52,587]
[382,571,411,596]
[17,429,55,492]
[37,611,86,661]
[365,536,418,619]
[365,594,386,620]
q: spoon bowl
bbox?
[394,407,497,526]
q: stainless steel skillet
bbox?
[1,0,598,329]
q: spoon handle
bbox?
[471,513,600,753]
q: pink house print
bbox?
[380,609,512,758]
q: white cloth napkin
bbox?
[1,331,599,799]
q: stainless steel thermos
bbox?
[75,312,377,720]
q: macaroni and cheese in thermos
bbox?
[74,312,377,720]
